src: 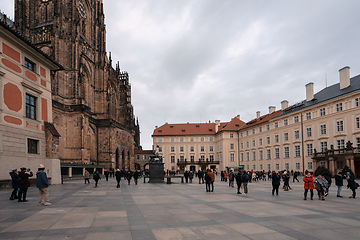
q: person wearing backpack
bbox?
[241,172,249,194]
[347,175,359,198]
[9,169,20,200]
[36,164,51,206]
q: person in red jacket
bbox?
[303,170,315,200]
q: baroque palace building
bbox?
[152,116,245,172]
[153,67,360,177]
[8,0,140,175]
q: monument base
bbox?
[148,162,164,183]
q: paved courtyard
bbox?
[0,176,360,240]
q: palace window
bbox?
[266,124,270,131]
[241,142,243,149]
[320,108,326,116]
[295,145,301,157]
[25,58,36,72]
[201,137,204,142]
[27,138,38,154]
[266,136,270,145]
[230,133,234,138]
[267,164,271,171]
[171,156,175,163]
[266,149,271,159]
[230,143,234,150]
[356,98,360,107]
[190,156,194,162]
[285,163,289,170]
[275,134,279,143]
[357,137,360,148]
[336,120,344,132]
[306,112,311,120]
[180,146,184,152]
[337,139,345,149]
[180,137,184,142]
[252,151,256,161]
[275,148,280,159]
[284,119,288,126]
[294,116,299,123]
[26,94,37,120]
[210,146,213,151]
[296,163,300,170]
[259,138,263,146]
[276,164,279,170]
[306,127,312,138]
[171,146,174,152]
[209,155,214,161]
[274,122,278,128]
[259,126,262,132]
[284,146,289,158]
[200,146,204,152]
[308,162,313,170]
[356,117,360,129]
[284,132,289,141]
[320,141,327,152]
[252,139,255,147]
[259,150,263,160]
[246,152,250,161]
[230,153,235,162]
[241,153,244,161]
[252,129,255,134]
[171,137,175,142]
[209,137,213,141]
[336,103,343,112]
[295,130,300,139]
[307,143,313,156]
[246,141,249,148]
[190,146,194,152]
[320,124,327,135]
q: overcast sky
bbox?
[2,1,360,150]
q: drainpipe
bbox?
[301,113,305,175]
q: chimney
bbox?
[215,120,220,133]
[305,82,314,101]
[256,111,260,119]
[236,115,240,120]
[281,100,289,110]
[269,106,275,114]
[339,66,350,89]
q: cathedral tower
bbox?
[15,0,139,170]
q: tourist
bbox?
[189,171,194,183]
[18,167,33,202]
[104,170,109,181]
[221,170,224,181]
[324,173,332,196]
[303,171,314,200]
[133,170,140,185]
[293,171,299,182]
[198,170,204,184]
[84,170,90,184]
[314,174,328,200]
[9,169,19,200]
[272,172,281,196]
[205,169,215,192]
[347,175,359,198]
[241,171,250,194]
[115,169,122,188]
[184,171,189,183]
[224,171,228,182]
[93,171,101,188]
[36,164,51,206]
[126,171,132,185]
[334,172,343,198]
[283,173,290,191]
[235,171,242,194]
[228,170,235,187]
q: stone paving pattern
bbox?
[0,176,360,240]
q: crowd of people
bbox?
[84,169,144,188]
[9,164,51,206]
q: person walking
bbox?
[206,169,215,192]
[347,175,359,198]
[115,169,122,188]
[84,170,90,184]
[104,170,109,181]
[126,171,132,185]
[93,171,101,188]
[205,170,211,192]
[272,172,281,196]
[189,171,194,183]
[235,171,242,194]
[184,171,189,183]
[303,171,315,200]
[324,173,332,196]
[228,170,235,188]
[334,172,344,198]
[36,164,51,206]
[18,167,33,202]
[9,169,20,200]
[133,170,139,185]
[224,171,228,183]
[241,172,250,194]
[293,171,299,182]
[314,174,328,201]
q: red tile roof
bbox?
[239,110,283,130]
[152,117,245,136]
[134,150,154,154]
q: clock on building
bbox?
[78,1,87,19]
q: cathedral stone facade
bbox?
[14,0,140,171]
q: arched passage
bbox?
[121,150,125,170]
[115,148,120,169]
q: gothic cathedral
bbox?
[14,0,141,171]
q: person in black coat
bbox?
[115,169,122,188]
[93,171,101,188]
[235,171,242,194]
[9,169,20,200]
[133,170,140,185]
[272,172,281,195]
[334,172,343,197]
[241,172,249,194]
[347,175,358,198]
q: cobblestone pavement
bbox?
[0,176,360,240]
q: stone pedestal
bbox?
[149,162,164,183]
